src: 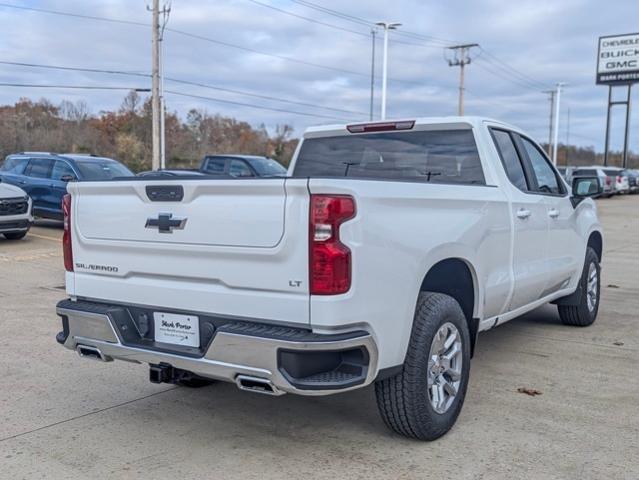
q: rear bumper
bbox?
[56,299,378,396]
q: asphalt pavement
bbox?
[0,199,637,479]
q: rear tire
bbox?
[375,292,471,441]
[3,231,27,240]
[558,247,600,327]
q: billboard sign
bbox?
[597,33,639,85]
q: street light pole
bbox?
[552,82,565,165]
[543,89,556,157]
[376,21,401,120]
[369,28,376,121]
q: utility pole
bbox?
[543,90,556,157]
[159,3,170,169]
[149,0,171,171]
[369,28,376,121]
[552,82,565,165]
[446,43,478,116]
[150,0,161,171]
[376,21,401,120]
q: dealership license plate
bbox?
[153,312,200,347]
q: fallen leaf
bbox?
[517,387,542,397]
[607,284,620,289]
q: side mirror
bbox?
[60,174,76,182]
[571,176,601,205]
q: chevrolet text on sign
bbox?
[597,33,639,85]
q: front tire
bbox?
[375,292,471,441]
[558,247,600,327]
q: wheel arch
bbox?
[418,257,480,356]
[587,230,603,262]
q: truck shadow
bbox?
[135,304,565,447]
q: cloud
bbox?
[0,0,636,150]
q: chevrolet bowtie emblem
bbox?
[145,213,187,233]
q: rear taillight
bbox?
[309,195,355,295]
[62,194,73,272]
[606,177,612,185]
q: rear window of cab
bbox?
[293,129,485,185]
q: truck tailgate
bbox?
[67,178,311,325]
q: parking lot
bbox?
[0,196,637,480]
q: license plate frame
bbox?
[153,312,200,348]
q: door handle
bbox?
[548,208,560,219]
[516,208,531,219]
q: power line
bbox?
[0,80,359,121]
[287,0,456,46]
[0,59,368,115]
[0,60,150,79]
[473,59,547,92]
[0,1,554,108]
[0,2,147,26]
[0,82,148,91]
[244,0,445,50]
[244,0,370,38]
[477,47,548,90]
[165,90,358,121]
[164,77,368,116]
[0,3,382,82]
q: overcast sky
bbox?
[0,0,637,150]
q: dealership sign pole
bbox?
[597,33,638,167]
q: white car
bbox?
[55,117,603,440]
[0,180,32,240]
[603,167,630,194]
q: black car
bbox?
[200,155,287,177]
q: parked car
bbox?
[200,155,287,177]
[603,167,630,194]
[570,167,615,197]
[626,169,639,193]
[556,166,568,181]
[0,153,134,220]
[56,117,603,441]
[137,169,207,178]
[0,179,33,240]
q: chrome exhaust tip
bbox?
[76,344,112,362]
[235,375,284,396]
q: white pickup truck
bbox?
[56,117,603,440]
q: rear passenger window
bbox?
[293,129,485,185]
[203,157,226,173]
[521,137,562,195]
[26,158,52,178]
[491,129,528,191]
